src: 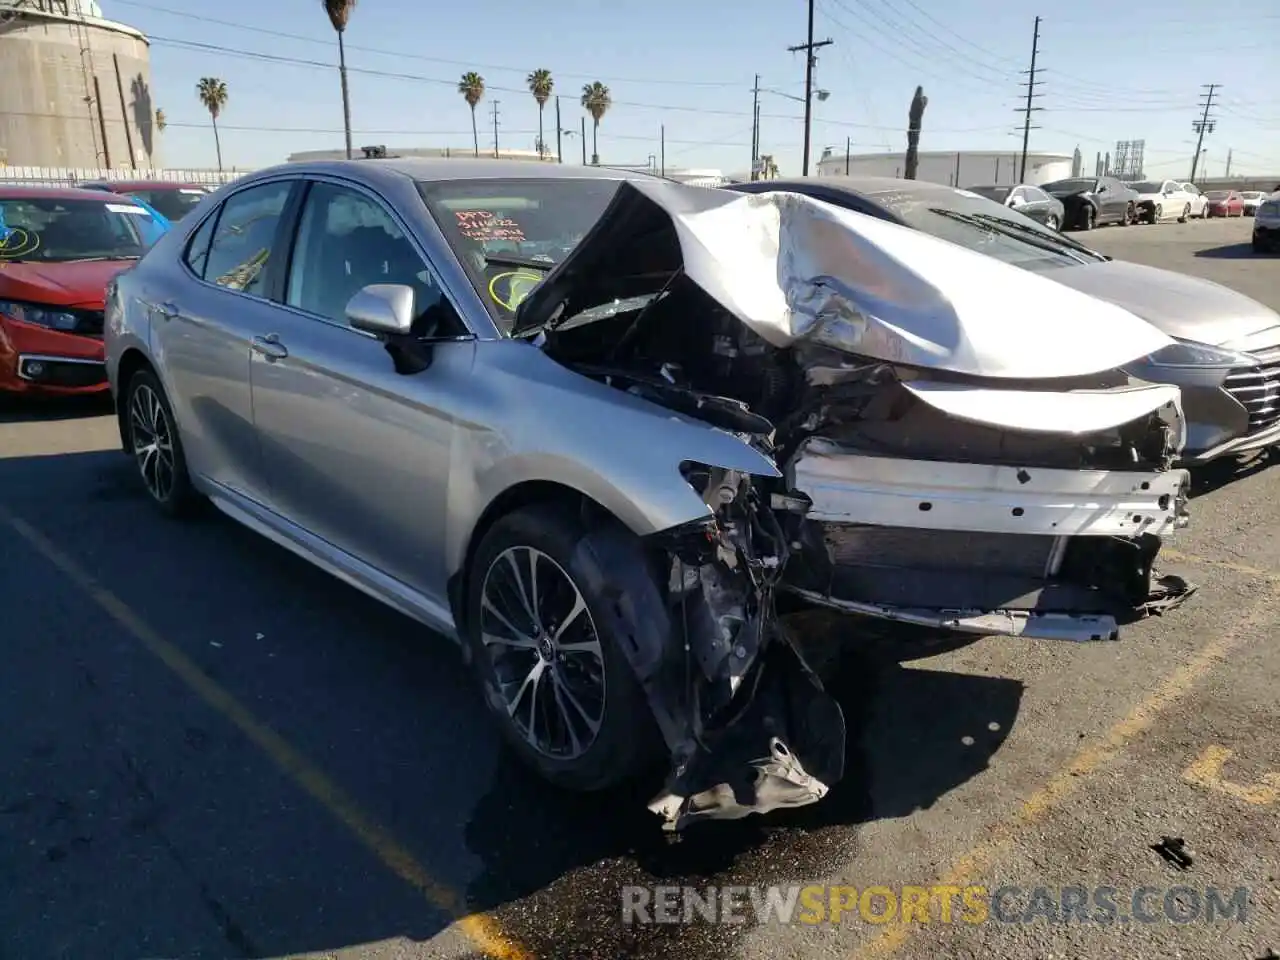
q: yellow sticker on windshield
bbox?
[488,270,542,313]
[0,228,39,259]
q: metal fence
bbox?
[0,166,250,188]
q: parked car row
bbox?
[5,161,1277,832]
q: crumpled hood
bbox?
[1049,258,1280,347]
[518,180,1173,379]
[0,259,133,308]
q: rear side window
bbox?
[183,211,218,279]
[202,181,293,297]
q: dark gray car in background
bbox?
[728,176,1280,461]
[1039,176,1137,230]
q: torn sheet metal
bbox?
[900,381,1183,435]
[789,439,1192,538]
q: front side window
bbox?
[419,177,623,334]
[202,181,292,297]
[285,181,464,337]
[0,196,160,262]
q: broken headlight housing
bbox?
[1140,341,1255,369]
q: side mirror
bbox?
[345,283,415,337]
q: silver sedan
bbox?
[105,159,1194,830]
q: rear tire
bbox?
[1153,203,1164,224]
[1178,204,1190,223]
[463,504,661,792]
[122,369,199,518]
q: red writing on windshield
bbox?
[455,209,527,242]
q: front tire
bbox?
[464,504,660,792]
[1080,205,1095,230]
[1153,203,1164,224]
[123,369,198,517]
[1178,204,1190,223]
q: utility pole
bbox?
[555,96,562,163]
[1016,15,1043,184]
[845,136,850,175]
[788,0,832,178]
[490,100,500,158]
[1190,83,1218,181]
[750,74,760,181]
[581,116,587,165]
[660,124,665,177]
[1224,147,1232,179]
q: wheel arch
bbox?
[446,480,630,650]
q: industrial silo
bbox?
[0,0,159,170]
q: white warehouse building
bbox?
[814,149,1075,188]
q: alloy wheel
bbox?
[478,545,606,761]
[129,383,176,503]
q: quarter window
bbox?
[183,211,218,279]
[202,181,292,297]
[285,181,463,336]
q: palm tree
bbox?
[904,85,928,181]
[526,68,553,159]
[580,81,611,165]
[155,108,167,133]
[196,77,227,172]
[321,0,358,159]
[759,154,779,179]
[458,72,485,158]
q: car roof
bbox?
[82,180,210,191]
[749,174,988,202]
[0,184,138,202]
[279,158,654,184]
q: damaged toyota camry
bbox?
[105,160,1194,832]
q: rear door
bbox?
[148,178,300,502]
[249,176,477,601]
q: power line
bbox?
[143,34,999,136]
[1189,83,1219,181]
[112,0,745,89]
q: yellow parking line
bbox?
[0,508,533,960]
[1161,547,1280,582]
[850,593,1277,959]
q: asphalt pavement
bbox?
[1,214,1277,960]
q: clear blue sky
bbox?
[112,0,1278,178]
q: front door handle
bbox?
[251,334,289,361]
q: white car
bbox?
[1125,179,1197,224]
[1241,191,1268,216]
[1179,182,1210,219]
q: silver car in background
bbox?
[105,160,1195,831]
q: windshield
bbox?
[419,177,624,334]
[966,186,1012,203]
[0,196,164,262]
[862,186,1105,272]
[125,187,207,221]
[1041,178,1096,193]
[1127,181,1163,194]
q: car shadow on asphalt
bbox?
[0,394,114,424]
[1193,242,1260,259]
[0,448,1024,960]
[1188,449,1277,498]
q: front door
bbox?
[248,178,476,602]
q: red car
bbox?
[0,186,168,396]
[80,178,212,223]
[1204,190,1245,218]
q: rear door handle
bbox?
[251,334,289,361]
[154,301,179,321]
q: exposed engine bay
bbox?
[513,181,1195,831]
